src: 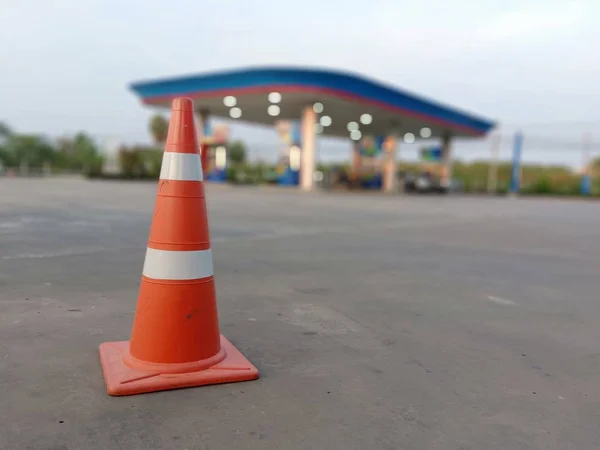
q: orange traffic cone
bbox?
[98,97,259,396]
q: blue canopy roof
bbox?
[130,66,495,137]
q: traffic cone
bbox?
[98,97,259,396]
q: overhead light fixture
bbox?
[360,113,372,125]
[314,123,324,134]
[268,92,282,104]
[420,127,432,138]
[350,129,362,141]
[267,105,280,117]
[347,121,359,132]
[320,115,332,127]
[223,96,237,107]
[313,102,324,114]
[403,132,415,144]
[229,107,242,119]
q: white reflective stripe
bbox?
[159,152,203,181]
[142,248,214,280]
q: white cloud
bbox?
[477,2,585,40]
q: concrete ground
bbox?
[1,177,599,450]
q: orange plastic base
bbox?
[98,335,259,396]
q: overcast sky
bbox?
[1,0,599,167]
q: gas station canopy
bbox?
[130,66,495,139]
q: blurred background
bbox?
[1,0,599,196]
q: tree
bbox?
[0,121,104,172]
[3,134,56,168]
[0,123,13,166]
[56,132,101,170]
[228,140,247,165]
[0,122,12,141]
[72,132,99,169]
[149,114,169,145]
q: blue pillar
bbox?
[581,133,592,196]
[581,174,591,196]
[510,131,523,194]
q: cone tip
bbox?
[171,97,194,112]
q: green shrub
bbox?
[83,154,105,177]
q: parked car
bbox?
[402,171,452,194]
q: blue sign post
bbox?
[510,131,524,194]
[580,133,592,196]
[420,146,442,162]
[581,174,591,196]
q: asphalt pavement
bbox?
[1,177,599,450]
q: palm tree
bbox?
[228,140,247,165]
[149,114,169,145]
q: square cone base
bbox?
[98,335,259,396]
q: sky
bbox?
[1,0,599,168]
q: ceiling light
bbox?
[320,115,332,127]
[347,121,359,132]
[350,130,362,141]
[420,127,432,138]
[268,92,282,103]
[229,107,242,119]
[360,113,372,125]
[313,102,324,114]
[267,105,280,116]
[223,96,236,107]
[404,132,415,144]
